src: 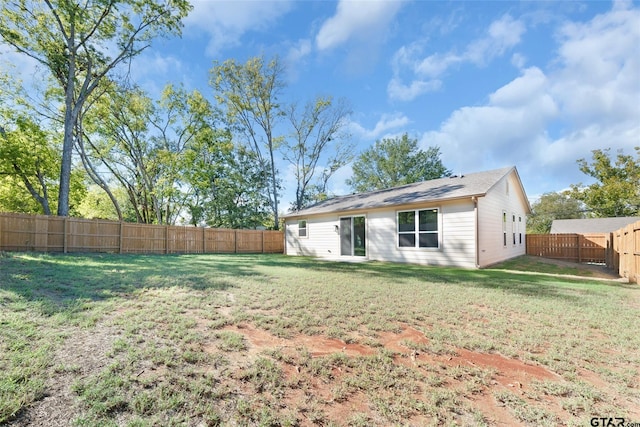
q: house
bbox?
[550,217,640,234]
[283,166,531,268]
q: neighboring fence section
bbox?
[526,233,610,264]
[612,220,640,284]
[527,220,640,284]
[0,212,284,255]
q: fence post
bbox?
[577,234,582,263]
[262,230,265,253]
[119,221,124,254]
[234,230,238,253]
[63,217,68,254]
[165,225,169,254]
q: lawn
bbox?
[0,252,638,426]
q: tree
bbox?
[527,192,585,234]
[0,116,57,214]
[284,96,353,211]
[0,0,191,216]
[569,148,640,217]
[83,83,217,224]
[347,134,452,192]
[188,145,271,229]
[76,184,132,220]
[83,84,159,223]
[0,71,57,214]
[210,56,285,229]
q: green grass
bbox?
[0,252,638,425]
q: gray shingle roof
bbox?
[550,217,640,233]
[285,166,518,218]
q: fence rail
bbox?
[0,212,284,255]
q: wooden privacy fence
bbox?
[612,220,640,284]
[526,233,610,264]
[527,220,640,284]
[0,212,284,255]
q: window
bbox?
[502,211,507,247]
[298,220,307,237]
[512,214,516,245]
[518,216,523,244]
[398,208,439,248]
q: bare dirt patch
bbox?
[213,322,569,425]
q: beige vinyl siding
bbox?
[367,200,476,268]
[477,172,527,267]
[285,215,340,257]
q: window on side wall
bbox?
[502,211,507,247]
[518,216,523,244]
[397,208,439,248]
[298,220,307,238]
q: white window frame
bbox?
[298,219,308,238]
[397,208,440,249]
[518,215,523,245]
[502,211,507,247]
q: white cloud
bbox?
[185,0,294,55]
[418,3,639,196]
[287,39,312,64]
[315,0,405,51]
[464,14,525,66]
[284,38,312,80]
[387,77,441,102]
[551,3,640,126]
[422,67,558,167]
[351,112,411,140]
[388,14,526,101]
[511,52,527,69]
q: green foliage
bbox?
[347,133,452,192]
[0,0,192,216]
[190,145,271,229]
[569,147,640,217]
[83,83,164,223]
[0,116,57,214]
[80,81,269,228]
[527,192,585,233]
[75,184,132,221]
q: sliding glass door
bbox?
[340,216,366,257]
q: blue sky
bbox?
[4,0,640,211]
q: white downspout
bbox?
[472,196,479,268]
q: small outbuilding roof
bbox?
[285,166,526,218]
[550,217,640,234]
